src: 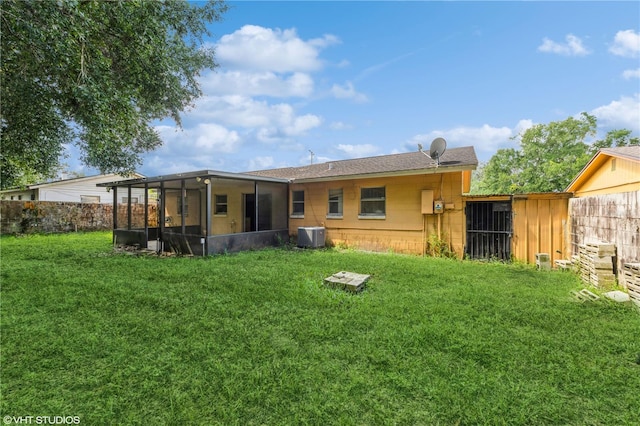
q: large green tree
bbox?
[474,113,639,194]
[1,0,227,189]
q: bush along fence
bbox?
[0,201,157,234]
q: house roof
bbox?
[598,146,640,162]
[247,146,477,183]
[29,172,145,189]
[0,172,144,193]
[565,146,640,192]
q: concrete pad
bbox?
[603,290,630,303]
[324,271,370,293]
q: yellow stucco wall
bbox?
[164,189,202,227]
[208,179,288,235]
[209,180,254,235]
[289,172,467,256]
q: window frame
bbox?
[327,188,343,219]
[214,194,228,216]
[291,190,305,217]
[81,195,101,203]
[359,186,386,219]
[121,196,139,204]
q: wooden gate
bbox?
[465,201,512,260]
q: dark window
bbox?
[292,190,304,215]
[215,194,228,215]
[360,187,385,216]
[328,189,343,216]
[81,195,100,203]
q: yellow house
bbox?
[565,146,640,197]
[250,147,478,256]
[99,148,476,256]
[565,146,640,285]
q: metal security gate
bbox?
[465,201,512,261]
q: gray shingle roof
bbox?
[247,146,477,182]
[600,146,640,161]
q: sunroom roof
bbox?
[96,169,290,188]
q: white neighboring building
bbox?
[0,173,145,204]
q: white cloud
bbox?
[591,94,640,132]
[336,144,379,158]
[247,156,275,171]
[329,121,353,130]
[189,96,322,137]
[285,114,323,136]
[622,68,640,79]
[202,71,314,98]
[514,119,535,136]
[214,25,339,72]
[609,29,640,58]
[538,34,591,56]
[155,123,241,155]
[330,81,369,103]
[407,122,531,157]
[143,124,235,174]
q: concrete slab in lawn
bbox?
[324,271,370,293]
[603,290,630,303]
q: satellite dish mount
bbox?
[418,137,447,166]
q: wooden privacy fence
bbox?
[569,191,640,288]
[0,200,157,234]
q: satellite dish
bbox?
[429,137,447,165]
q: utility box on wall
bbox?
[434,200,444,214]
[421,190,434,214]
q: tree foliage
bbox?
[1,0,227,189]
[474,113,639,194]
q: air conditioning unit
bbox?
[298,226,326,248]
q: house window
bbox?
[17,195,22,200]
[30,194,36,201]
[122,197,139,204]
[359,187,385,218]
[292,190,304,216]
[81,195,100,203]
[10,196,14,200]
[215,194,228,215]
[177,196,188,216]
[327,188,343,218]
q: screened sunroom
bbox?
[98,170,290,255]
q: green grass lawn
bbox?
[1,232,639,425]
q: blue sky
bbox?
[69,1,640,177]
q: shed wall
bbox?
[511,195,570,265]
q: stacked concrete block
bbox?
[578,243,616,289]
[622,263,640,307]
[536,253,551,270]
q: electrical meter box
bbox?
[434,200,444,214]
[421,190,434,214]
